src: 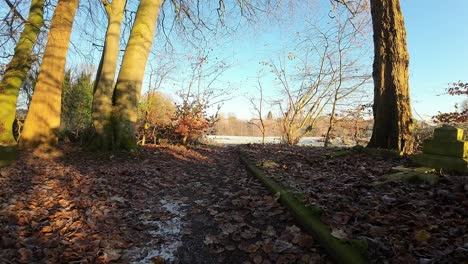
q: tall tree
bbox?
[91,0,127,149]
[367,0,414,154]
[19,0,80,149]
[112,0,163,150]
[0,0,45,145]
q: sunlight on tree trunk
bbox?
[112,0,163,150]
[0,0,45,145]
[19,0,79,149]
[367,0,414,155]
[91,0,126,150]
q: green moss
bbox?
[382,170,440,185]
[433,125,463,141]
[325,150,351,158]
[358,147,402,158]
[0,145,17,167]
[390,166,435,173]
[423,139,468,158]
[412,153,468,175]
[257,160,280,168]
[239,153,367,264]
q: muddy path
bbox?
[0,145,328,263]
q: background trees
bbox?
[260,4,371,145]
[0,0,434,152]
[170,51,231,144]
[433,81,468,125]
[248,78,269,145]
[137,90,175,145]
[61,68,94,143]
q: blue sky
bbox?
[164,0,468,120]
[402,0,468,119]
[61,0,468,121]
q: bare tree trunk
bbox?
[19,0,79,149]
[324,94,338,147]
[112,0,163,150]
[0,0,45,145]
[367,0,414,155]
[91,0,126,150]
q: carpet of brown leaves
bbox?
[240,144,468,264]
[0,145,330,263]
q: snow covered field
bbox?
[204,135,349,147]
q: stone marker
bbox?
[413,125,468,174]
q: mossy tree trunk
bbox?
[19,0,79,149]
[91,0,126,150]
[112,0,163,150]
[367,0,414,155]
[0,0,45,145]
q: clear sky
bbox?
[164,0,468,121]
[402,0,468,120]
[61,0,468,121]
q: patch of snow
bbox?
[140,240,183,263]
[161,200,185,216]
[205,135,349,146]
[129,199,187,263]
[144,218,183,237]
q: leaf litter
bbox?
[0,145,329,263]
[3,143,465,263]
[240,144,468,263]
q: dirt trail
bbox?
[0,145,327,263]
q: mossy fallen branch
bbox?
[239,152,367,264]
[0,145,17,168]
[353,146,401,159]
[374,166,440,185]
[257,160,280,169]
[323,147,402,160]
[325,150,352,159]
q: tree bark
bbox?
[19,0,79,149]
[112,0,163,150]
[91,0,126,150]
[0,0,45,145]
[367,0,414,155]
[324,95,338,148]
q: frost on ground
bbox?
[128,199,187,263]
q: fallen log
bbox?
[239,151,367,264]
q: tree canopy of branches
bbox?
[264,4,371,145]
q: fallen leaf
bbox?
[414,230,431,243]
[204,234,218,245]
[272,239,292,253]
[331,229,347,240]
